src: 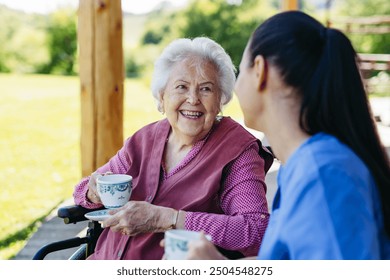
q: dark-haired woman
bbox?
[186,11,390,260]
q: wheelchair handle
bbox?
[57,205,103,224]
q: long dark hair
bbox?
[248,11,390,235]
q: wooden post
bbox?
[78,0,124,176]
[281,0,299,10]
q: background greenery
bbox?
[0,0,389,259]
[1,0,389,77]
[0,74,80,259]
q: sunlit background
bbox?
[0,0,188,14]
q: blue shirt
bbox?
[258,133,390,259]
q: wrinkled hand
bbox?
[186,232,227,260]
[102,201,175,236]
[86,171,112,204]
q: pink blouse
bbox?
[74,136,269,256]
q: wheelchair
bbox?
[32,204,247,260]
[32,205,104,260]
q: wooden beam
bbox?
[78,0,124,176]
[328,16,390,34]
[281,0,299,11]
[330,16,390,25]
[358,53,390,71]
[79,0,95,177]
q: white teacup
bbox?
[96,174,132,209]
[164,229,212,260]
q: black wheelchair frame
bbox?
[33,205,104,260]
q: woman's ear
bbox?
[253,55,267,92]
[158,91,165,114]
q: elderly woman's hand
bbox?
[102,201,178,236]
[186,232,227,260]
[86,171,112,204]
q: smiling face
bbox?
[160,57,221,142]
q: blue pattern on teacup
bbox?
[168,239,188,253]
[98,183,130,195]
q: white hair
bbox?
[151,37,236,111]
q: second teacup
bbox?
[96,174,132,209]
[164,229,212,260]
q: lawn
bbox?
[0,73,243,259]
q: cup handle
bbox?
[93,172,103,181]
[94,171,112,180]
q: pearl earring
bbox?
[158,104,165,114]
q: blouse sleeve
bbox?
[73,139,131,208]
[184,142,270,256]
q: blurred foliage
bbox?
[132,9,185,77]
[332,0,390,54]
[0,6,49,73]
[177,0,277,67]
[38,9,77,75]
[125,53,144,78]
[0,1,389,76]
[140,5,184,46]
[0,5,76,75]
[140,13,173,45]
[139,0,278,68]
[125,44,164,79]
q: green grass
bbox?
[0,74,81,259]
[0,73,243,259]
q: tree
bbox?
[178,0,276,67]
[142,29,164,45]
[0,6,49,73]
[140,10,180,46]
[125,52,144,77]
[39,9,77,75]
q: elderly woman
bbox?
[73,37,274,260]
